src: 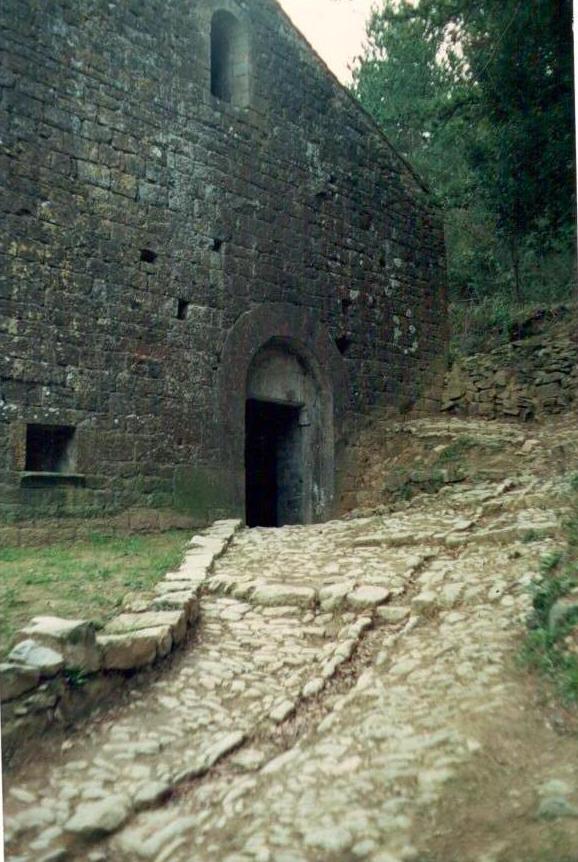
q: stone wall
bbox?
[0,507,199,549]
[442,329,577,420]
[0,0,447,526]
[0,519,239,764]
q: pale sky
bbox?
[278,0,377,83]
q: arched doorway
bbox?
[245,342,322,527]
[217,303,349,526]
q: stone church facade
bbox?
[0,0,448,530]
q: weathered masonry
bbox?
[0,0,448,530]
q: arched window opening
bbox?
[210,10,249,106]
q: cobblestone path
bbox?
[4,418,578,862]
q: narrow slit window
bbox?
[177,299,190,320]
[25,424,77,473]
[210,10,250,106]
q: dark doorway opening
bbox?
[245,399,304,528]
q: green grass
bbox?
[521,478,578,704]
[435,435,477,464]
[382,466,449,502]
[449,296,574,357]
[521,528,554,544]
[0,531,188,656]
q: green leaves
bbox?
[352,0,576,306]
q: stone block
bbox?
[133,781,171,812]
[269,699,295,723]
[212,518,243,534]
[16,617,100,673]
[7,640,64,678]
[536,382,562,401]
[77,160,111,189]
[346,586,391,609]
[149,590,199,623]
[162,572,202,587]
[376,606,411,623]
[65,794,132,838]
[318,582,352,611]
[252,584,317,608]
[188,535,227,555]
[412,591,437,612]
[104,610,186,645]
[97,627,171,670]
[152,584,194,606]
[0,662,40,701]
[178,552,214,578]
[121,593,152,613]
[128,509,161,531]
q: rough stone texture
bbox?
[149,590,200,623]
[133,781,171,812]
[376,605,411,623]
[336,401,577,517]
[0,519,240,756]
[16,617,100,672]
[0,0,447,528]
[0,662,40,701]
[251,583,317,608]
[104,610,187,645]
[0,508,198,550]
[97,628,169,671]
[4,415,578,862]
[64,795,132,838]
[346,585,391,609]
[7,640,64,678]
[442,318,577,420]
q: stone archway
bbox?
[245,341,324,527]
[218,304,349,525]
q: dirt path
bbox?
[3,416,578,862]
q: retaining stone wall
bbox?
[0,507,199,549]
[0,519,241,764]
[442,335,577,420]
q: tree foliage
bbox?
[352,0,577,304]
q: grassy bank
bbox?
[522,474,578,704]
[449,297,575,357]
[0,531,188,656]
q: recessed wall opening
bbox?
[140,248,157,263]
[245,399,304,528]
[341,297,353,314]
[335,335,352,355]
[177,299,190,320]
[210,10,250,106]
[25,424,76,473]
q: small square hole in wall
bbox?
[25,424,76,473]
[177,299,190,320]
[140,248,157,263]
[335,335,352,355]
